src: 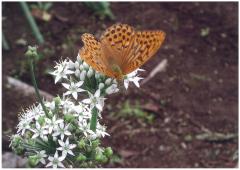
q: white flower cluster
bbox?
[14,95,109,167]
[10,53,144,168]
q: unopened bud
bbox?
[74,61,80,69]
[105,78,112,85]
[77,154,86,162]
[104,147,113,158]
[78,139,85,149]
[80,70,86,81]
[79,65,84,71]
[54,96,61,106]
[28,155,39,167]
[83,62,89,69]
[87,69,94,78]
[37,116,45,125]
[75,70,80,77]
[98,83,105,89]
[64,114,75,123]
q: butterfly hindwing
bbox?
[122,30,166,74]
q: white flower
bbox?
[67,60,75,69]
[36,150,47,164]
[62,81,85,100]
[31,122,48,141]
[53,122,71,140]
[78,120,94,137]
[18,104,44,123]
[46,151,65,168]
[124,69,144,89]
[17,119,31,136]
[72,103,91,119]
[57,138,76,158]
[82,89,105,111]
[96,124,110,138]
[45,101,55,111]
[51,60,74,83]
[60,97,75,114]
[45,115,63,134]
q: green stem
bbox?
[29,58,49,117]
[19,2,44,44]
[2,32,10,50]
[90,107,98,132]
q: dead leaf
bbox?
[142,102,159,113]
[118,149,137,158]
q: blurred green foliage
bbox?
[84,2,115,20]
[113,100,155,124]
[30,2,53,12]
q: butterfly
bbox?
[79,24,166,80]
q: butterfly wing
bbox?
[79,33,115,78]
[100,24,136,67]
[122,30,166,74]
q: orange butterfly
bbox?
[79,24,166,79]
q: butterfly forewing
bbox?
[122,30,166,74]
[79,33,115,78]
[100,24,135,67]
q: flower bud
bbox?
[95,153,108,163]
[98,83,105,89]
[104,147,113,158]
[53,136,57,141]
[78,139,85,149]
[77,55,82,63]
[13,145,25,155]
[28,155,39,167]
[54,96,61,106]
[76,154,87,162]
[113,79,117,84]
[95,153,103,162]
[106,84,119,94]
[11,136,22,147]
[37,116,45,125]
[105,78,112,85]
[79,65,84,71]
[87,69,94,78]
[25,46,38,59]
[74,61,80,69]
[80,70,86,81]
[92,139,100,148]
[64,114,75,123]
[83,62,89,69]
[75,69,80,77]
[95,73,100,79]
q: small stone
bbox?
[184,134,193,142]
[158,145,165,151]
[2,152,27,168]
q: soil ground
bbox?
[2,2,238,168]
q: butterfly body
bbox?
[79,24,166,79]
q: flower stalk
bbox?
[90,107,98,132]
[26,46,49,118]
